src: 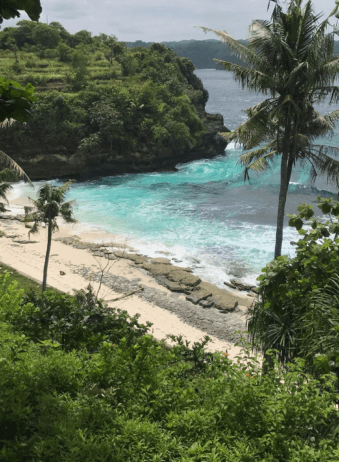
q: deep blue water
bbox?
[12,70,339,287]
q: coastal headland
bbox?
[1,192,263,366]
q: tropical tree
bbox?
[0,0,42,189]
[197,0,339,258]
[24,181,77,292]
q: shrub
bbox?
[248,197,339,384]
[20,283,153,352]
[24,53,39,68]
[10,62,24,74]
[95,60,110,67]
[1,271,339,459]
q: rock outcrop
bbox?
[4,107,229,181]
[54,237,254,313]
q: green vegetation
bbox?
[1,268,339,460]
[198,0,339,260]
[24,180,77,292]
[1,2,339,459]
[248,196,339,380]
[0,261,61,295]
[0,21,209,166]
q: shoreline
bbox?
[0,191,263,366]
[9,181,263,289]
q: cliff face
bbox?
[7,109,230,181]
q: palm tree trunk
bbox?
[274,151,289,258]
[42,220,52,293]
[274,153,294,258]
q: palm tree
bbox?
[24,180,77,292]
[197,0,339,258]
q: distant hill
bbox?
[125,39,339,70]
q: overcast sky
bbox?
[2,0,339,43]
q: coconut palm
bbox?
[197,0,339,258]
[24,181,77,292]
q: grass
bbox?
[0,261,64,296]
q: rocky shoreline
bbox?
[54,235,258,345]
[1,212,259,346]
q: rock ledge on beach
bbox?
[54,237,254,312]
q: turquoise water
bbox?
[10,70,339,288]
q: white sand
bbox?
[0,191,263,368]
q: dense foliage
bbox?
[248,197,339,384]
[0,21,209,160]
[1,272,339,461]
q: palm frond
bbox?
[194,26,263,68]
[60,200,78,224]
[312,108,334,132]
[313,85,339,104]
[308,146,339,187]
[0,150,32,185]
[240,142,277,165]
[213,59,277,93]
[0,202,10,213]
[37,183,53,202]
[28,221,40,238]
[242,150,277,181]
[226,99,277,148]
[0,182,12,204]
[296,0,318,58]
[323,108,339,126]
[0,168,19,182]
[56,179,77,201]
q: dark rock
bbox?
[230,278,256,292]
[156,275,184,292]
[199,299,214,309]
[185,290,212,305]
[114,251,149,265]
[141,263,199,287]
[209,296,238,312]
[224,281,236,289]
[150,257,171,264]
[60,271,66,275]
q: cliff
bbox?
[3,109,229,181]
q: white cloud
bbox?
[1,0,338,42]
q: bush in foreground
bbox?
[248,197,339,384]
[0,273,339,461]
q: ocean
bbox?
[10,69,339,288]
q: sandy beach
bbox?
[0,190,264,367]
